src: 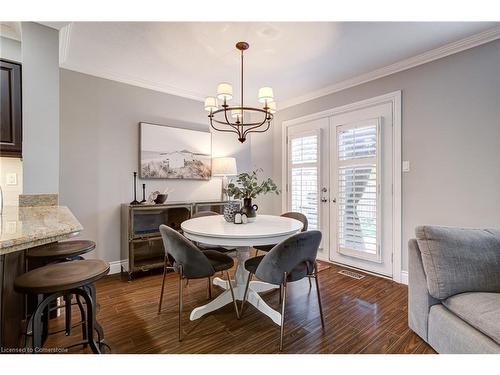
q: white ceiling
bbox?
[59,22,499,107]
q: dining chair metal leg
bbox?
[239,272,253,317]
[207,277,212,299]
[157,261,168,315]
[279,284,283,305]
[314,263,325,329]
[178,266,184,342]
[279,272,287,352]
[226,272,240,319]
[308,277,312,289]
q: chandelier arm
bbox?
[212,118,266,127]
[211,106,270,116]
[243,121,271,138]
[209,118,241,135]
[222,107,243,138]
[211,111,240,132]
[240,113,269,134]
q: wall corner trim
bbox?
[401,271,408,285]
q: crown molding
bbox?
[280,26,500,109]
[60,60,205,102]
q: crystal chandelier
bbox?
[204,41,276,143]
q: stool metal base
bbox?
[26,287,102,354]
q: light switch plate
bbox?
[6,173,17,185]
[402,161,410,172]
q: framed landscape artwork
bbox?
[140,122,212,180]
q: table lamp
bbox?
[212,157,237,201]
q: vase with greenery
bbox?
[225,169,280,222]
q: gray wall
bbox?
[22,22,60,194]
[271,40,500,272]
[60,69,252,263]
[0,36,22,62]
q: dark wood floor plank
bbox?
[386,330,427,354]
[43,263,434,354]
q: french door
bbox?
[287,118,330,260]
[285,100,395,277]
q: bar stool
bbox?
[25,240,97,338]
[26,240,96,263]
[14,259,109,353]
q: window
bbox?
[336,120,380,260]
[289,131,320,230]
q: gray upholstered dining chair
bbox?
[157,224,239,341]
[241,230,324,351]
[254,212,308,256]
[253,212,311,288]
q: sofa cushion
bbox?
[416,226,500,299]
[442,292,500,345]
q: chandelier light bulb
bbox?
[231,107,243,119]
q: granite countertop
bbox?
[0,206,83,255]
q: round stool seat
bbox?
[26,240,96,260]
[15,259,109,294]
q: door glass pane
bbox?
[338,165,377,253]
[289,132,319,230]
[338,126,376,160]
[291,135,318,164]
[337,123,378,258]
[291,167,318,229]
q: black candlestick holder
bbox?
[140,183,147,203]
[130,172,140,205]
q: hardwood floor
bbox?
[44,262,436,354]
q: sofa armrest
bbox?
[408,239,440,341]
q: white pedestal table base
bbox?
[189,246,281,325]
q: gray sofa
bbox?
[409,226,500,353]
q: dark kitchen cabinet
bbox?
[0,59,22,158]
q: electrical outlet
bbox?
[402,161,410,172]
[6,173,17,185]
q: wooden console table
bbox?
[120,200,234,280]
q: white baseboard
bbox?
[401,270,408,285]
[108,260,124,275]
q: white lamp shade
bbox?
[258,87,274,103]
[212,157,237,176]
[204,96,218,112]
[266,101,277,114]
[217,83,233,101]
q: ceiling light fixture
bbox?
[204,41,276,143]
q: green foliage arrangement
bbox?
[225,169,280,199]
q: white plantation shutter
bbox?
[336,119,380,261]
[288,131,320,230]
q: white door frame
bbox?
[281,90,403,283]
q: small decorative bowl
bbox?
[154,194,168,204]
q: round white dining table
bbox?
[181,214,303,325]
